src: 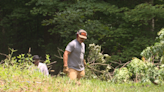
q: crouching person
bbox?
[63,29,87,85]
[33,55,49,76]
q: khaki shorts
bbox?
[68,68,85,80]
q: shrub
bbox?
[112,67,132,83]
[85,43,112,80]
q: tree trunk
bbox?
[150,0,154,31]
[151,18,154,31]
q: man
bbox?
[63,29,87,85]
[33,55,49,76]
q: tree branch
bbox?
[90,63,109,66]
[120,61,131,69]
[47,61,57,66]
[0,53,9,58]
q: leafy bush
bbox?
[141,28,164,63]
[112,57,164,84]
[112,67,132,83]
[85,43,112,80]
[1,48,51,73]
[127,57,148,81]
[85,43,164,83]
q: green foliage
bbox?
[2,0,164,70]
[39,0,161,63]
[85,43,111,80]
[1,52,164,91]
[112,57,164,84]
[1,64,164,92]
[127,58,147,76]
[87,43,111,63]
[112,67,132,83]
[127,58,154,83]
[141,28,164,62]
[2,48,50,70]
[1,49,164,91]
[44,54,51,64]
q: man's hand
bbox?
[63,66,69,74]
[63,50,71,74]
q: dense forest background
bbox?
[1,0,164,74]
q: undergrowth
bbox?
[0,49,163,92]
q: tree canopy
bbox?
[1,0,164,65]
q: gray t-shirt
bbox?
[65,39,85,71]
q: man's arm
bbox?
[63,50,71,74]
[63,50,71,67]
[83,59,86,66]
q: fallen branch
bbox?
[120,61,131,69]
[47,61,57,66]
[54,47,64,59]
[111,64,122,75]
[57,47,64,56]
[54,55,63,59]
[110,61,124,65]
[0,53,9,58]
[0,60,4,64]
[86,65,104,74]
[90,63,109,66]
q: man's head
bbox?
[33,55,40,66]
[76,29,87,43]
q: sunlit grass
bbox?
[0,65,163,92]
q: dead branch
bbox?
[0,60,4,64]
[47,61,57,66]
[57,47,64,56]
[111,64,122,75]
[101,49,104,53]
[57,47,64,52]
[119,60,122,63]
[0,53,9,58]
[109,63,115,69]
[54,47,64,59]
[86,65,104,74]
[90,63,109,66]
[154,63,161,65]
[109,61,124,65]
[107,73,113,80]
[28,47,31,54]
[54,55,63,59]
[120,61,131,69]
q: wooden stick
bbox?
[120,61,131,69]
[28,47,31,54]
[0,53,9,58]
[47,61,57,66]
[86,65,104,73]
[90,63,109,66]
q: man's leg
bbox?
[77,70,85,85]
[68,68,78,80]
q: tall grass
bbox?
[0,49,163,92]
[0,64,163,92]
